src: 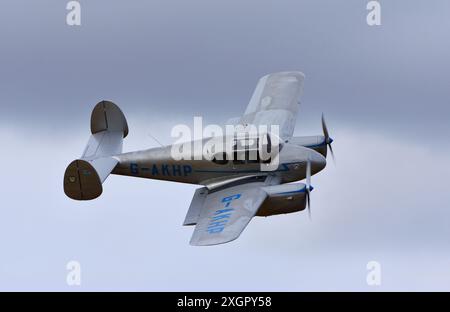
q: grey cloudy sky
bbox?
[1,0,450,291]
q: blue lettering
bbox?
[130,163,139,174]
[206,196,240,235]
[183,165,192,176]
[208,220,228,228]
[211,214,232,221]
[222,194,241,202]
[172,165,182,176]
[161,164,170,176]
[208,227,224,234]
[214,208,234,215]
[151,164,159,176]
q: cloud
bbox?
[1,119,449,291]
[1,0,450,141]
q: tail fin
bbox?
[63,101,128,200]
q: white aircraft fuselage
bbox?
[112,137,327,187]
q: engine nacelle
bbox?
[288,135,327,158]
[256,183,309,217]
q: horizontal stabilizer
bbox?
[64,158,118,200]
[63,101,128,200]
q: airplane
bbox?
[63,71,334,246]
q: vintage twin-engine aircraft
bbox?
[63,71,334,246]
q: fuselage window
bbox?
[233,150,245,164]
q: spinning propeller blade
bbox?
[321,113,335,163]
[306,159,311,220]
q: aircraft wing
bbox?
[189,182,267,246]
[240,71,305,140]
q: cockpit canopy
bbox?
[211,133,282,165]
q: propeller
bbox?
[306,159,312,220]
[321,113,335,163]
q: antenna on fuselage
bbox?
[147,133,165,148]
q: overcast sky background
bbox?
[1,0,450,291]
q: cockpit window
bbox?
[211,133,282,165]
[212,152,228,165]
